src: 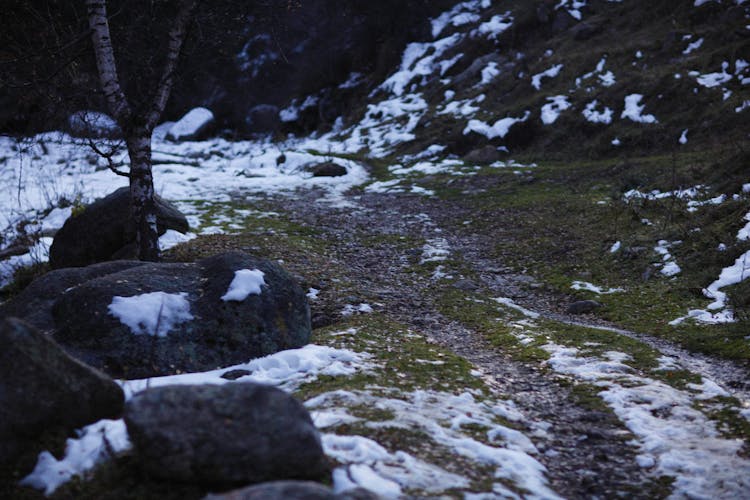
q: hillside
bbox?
[1,0,750,498]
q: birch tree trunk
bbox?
[86,0,197,262]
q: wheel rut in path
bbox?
[271,191,658,498]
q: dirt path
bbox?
[269,189,671,497]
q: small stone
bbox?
[453,278,478,291]
[567,300,602,315]
[221,369,252,380]
[309,162,348,177]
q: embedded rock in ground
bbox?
[462,145,503,164]
[567,300,603,315]
[48,187,189,269]
[0,317,124,469]
[204,480,380,500]
[51,252,311,378]
[166,107,215,141]
[67,110,122,139]
[125,383,328,486]
[308,162,348,177]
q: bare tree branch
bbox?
[85,136,131,178]
[145,0,199,130]
[85,0,131,124]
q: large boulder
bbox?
[0,318,124,470]
[204,481,379,500]
[124,383,328,487]
[245,104,281,134]
[0,261,147,333]
[166,107,215,142]
[48,187,189,269]
[50,252,311,378]
[66,110,122,139]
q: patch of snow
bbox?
[555,0,588,20]
[571,281,624,294]
[493,297,541,319]
[679,129,689,144]
[610,241,621,253]
[421,238,451,263]
[540,95,572,124]
[221,268,266,302]
[480,62,501,85]
[531,64,563,90]
[682,38,704,55]
[611,137,621,146]
[544,343,750,497]
[430,0,488,38]
[621,94,658,124]
[20,420,130,495]
[108,291,193,337]
[473,12,514,40]
[695,62,733,88]
[380,34,461,97]
[0,237,53,288]
[582,100,613,124]
[158,229,196,251]
[122,345,371,398]
[310,389,558,498]
[654,240,682,277]
[307,287,320,300]
[464,111,531,139]
[671,250,750,324]
[342,303,374,316]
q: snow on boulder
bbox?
[49,252,311,378]
[166,107,215,142]
[221,269,266,302]
[67,110,121,138]
[109,291,194,337]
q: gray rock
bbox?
[462,145,503,164]
[48,187,189,269]
[0,260,147,333]
[67,110,122,139]
[453,278,479,291]
[125,383,328,486]
[51,252,311,378]
[567,300,603,315]
[0,318,124,468]
[308,162,348,177]
[204,481,380,500]
[246,104,281,134]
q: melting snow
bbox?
[464,111,531,139]
[541,95,572,124]
[531,64,563,90]
[582,100,613,124]
[108,291,193,337]
[221,268,266,301]
[571,281,624,294]
[621,94,658,124]
[671,250,750,324]
[20,420,131,495]
[544,344,750,498]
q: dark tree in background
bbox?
[0,0,453,260]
